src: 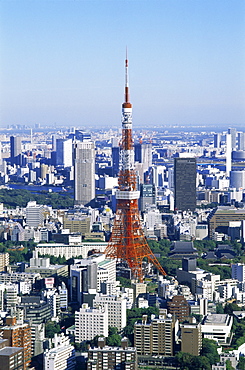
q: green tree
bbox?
[201,338,219,366]
[226,359,235,370]
[216,303,224,314]
[45,322,61,338]
[238,356,245,370]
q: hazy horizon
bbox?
[1,0,245,129]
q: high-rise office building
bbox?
[10,136,22,158]
[226,133,232,176]
[174,157,196,212]
[56,138,73,167]
[238,132,245,151]
[135,142,152,172]
[74,141,95,205]
[214,133,221,149]
[228,128,237,150]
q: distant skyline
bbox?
[1,0,245,129]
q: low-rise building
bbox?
[201,314,233,345]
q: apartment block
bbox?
[134,312,178,356]
[87,337,137,370]
[93,293,127,330]
[75,303,108,343]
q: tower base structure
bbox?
[105,198,166,282]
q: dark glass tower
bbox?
[174,157,196,212]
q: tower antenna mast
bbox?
[105,54,167,282]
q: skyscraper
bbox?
[10,136,21,158]
[214,133,221,149]
[74,141,95,205]
[10,136,22,165]
[56,138,73,167]
[228,127,237,150]
[174,157,196,212]
[226,133,232,176]
[238,132,245,151]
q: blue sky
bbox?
[0,0,245,129]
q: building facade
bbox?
[174,157,196,212]
[74,141,95,205]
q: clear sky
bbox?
[0,0,245,129]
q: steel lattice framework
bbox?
[105,56,167,282]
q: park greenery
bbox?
[0,188,74,209]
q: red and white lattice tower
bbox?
[105,56,167,282]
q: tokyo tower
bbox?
[105,56,167,282]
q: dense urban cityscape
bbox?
[1,0,245,368]
[0,85,245,370]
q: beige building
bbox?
[63,216,91,234]
[208,206,245,238]
[134,311,178,356]
[180,322,202,356]
[0,253,9,272]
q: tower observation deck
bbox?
[104,56,167,282]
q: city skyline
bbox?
[1,0,245,128]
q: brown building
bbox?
[0,317,32,370]
[207,206,245,238]
[181,323,202,356]
[0,346,24,370]
[134,311,178,357]
[167,295,190,322]
[87,337,137,370]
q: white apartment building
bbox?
[44,333,75,370]
[93,294,127,330]
[75,303,108,342]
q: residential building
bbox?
[0,316,32,370]
[44,333,75,370]
[134,312,178,356]
[0,347,24,370]
[167,295,190,322]
[75,303,108,342]
[93,293,127,330]
[180,322,202,356]
[0,253,9,272]
[87,337,137,370]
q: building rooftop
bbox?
[0,347,23,356]
[203,314,228,325]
